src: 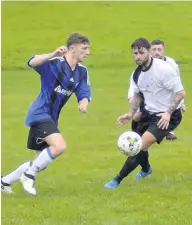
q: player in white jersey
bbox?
[104,38,185,189]
[128,39,186,140]
[150,39,186,140]
[150,40,180,75]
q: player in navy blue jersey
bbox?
[1,32,91,195]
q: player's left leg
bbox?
[166,131,177,140]
[135,108,182,179]
[166,105,186,141]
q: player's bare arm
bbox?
[157,90,185,129]
[168,90,185,114]
[130,92,142,116]
[117,92,142,127]
[29,46,67,67]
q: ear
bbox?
[69,45,73,50]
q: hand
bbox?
[78,104,87,113]
[53,46,67,57]
[157,112,171,130]
[78,99,88,113]
[128,97,133,104]
[117,112,133,127]
[181,104,186,113]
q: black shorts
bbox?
[27,119,60,151]
[137,108,182,144]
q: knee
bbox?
[45,133,67,156]
[141,131,157,150]
[53,144,66,156]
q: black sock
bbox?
[116,155,139,182]
[115,151,150,182]
[137,151,150,172]
[131,120,139,133]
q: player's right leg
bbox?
[20,119,66,195]
[134,131,155,179]
[1,161,33,194]
[104,110,150,189]
[1,151,45,194]
[1,177,13,194]
[104,156,140,189]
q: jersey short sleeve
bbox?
[130,72,140,94]
[28,56,61,76]
[128,83,135,100]
[162,64,184,93]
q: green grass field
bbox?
[2,2,192,225]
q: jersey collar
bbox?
[142,57,153,72]
[63,56,78,72]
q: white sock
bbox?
[2,161,32,184]
[26,147,55,176]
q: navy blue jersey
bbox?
[25,56,91,127]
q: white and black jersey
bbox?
[130,58,184,113]
[128,55,181,100]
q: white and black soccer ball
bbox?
[117,131,142,156]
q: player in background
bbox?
[150,39,186,140]
[1,32,92,195]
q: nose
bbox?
[136,55,140,60]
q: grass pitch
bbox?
[2,2,192,225]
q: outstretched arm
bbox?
[117,92,142,127]
[28,46,67,67]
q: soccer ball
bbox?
[117,131,142,156]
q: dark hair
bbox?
[66,32,90,48]
[131,38,151,50]
[151,39,165,46]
